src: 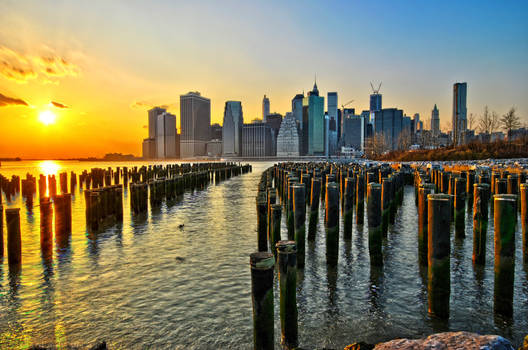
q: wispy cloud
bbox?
[131,101,175,110]
[0,45,80,84]
[0,92,28,107]
[51,101,69,108]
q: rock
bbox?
[372,332,514,350]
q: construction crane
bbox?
[370,82,382,94]
[341,99,354,110]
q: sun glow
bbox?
[39,110,57,125]
[39,160,61,176]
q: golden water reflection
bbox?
[39,161,61,177]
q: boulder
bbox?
[370,332,514,350]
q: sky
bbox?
[0,0,527,158]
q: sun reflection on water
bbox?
[39,160,61,176]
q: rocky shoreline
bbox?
[26,332,528,349]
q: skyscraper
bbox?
[222,101,243,156]
[373,108,404,150]
[431,104,440,136]
[180,92,211,158]
[276,112,300,157]
[262,95,270,122]
[148,106,166,139]
[370,92,382,113]
[156,112,177,158]
[291,93,304,129]
[302,81,325,155]
[242,123,274,157]
[452,82,467,146]
[327,92,338,156]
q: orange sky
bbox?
[1,1,526,159]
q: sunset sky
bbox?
[1,0,527,158]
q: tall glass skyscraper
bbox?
[327,92,338,155]
[302,81,325,155]
[262,95,270,122]
[291,93,304,129]
[452,82,467,146]
[222,101,243,156]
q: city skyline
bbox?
[1,0,527,158]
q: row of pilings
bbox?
[0,162,252,271]
[250,161,528,350]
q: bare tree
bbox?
[365,133,389,158]
[468,113,476,130]
[478,106,499,136]
[397,128,412,150]
[500,107,521,140]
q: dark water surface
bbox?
[0,161,527,349]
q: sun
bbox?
[39,110,57,125]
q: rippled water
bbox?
[0,160,527,349]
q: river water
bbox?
[0,160,526,349]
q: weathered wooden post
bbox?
[418,183,434,265]
[325,182,339,267]
[6,208,22,266]
[343,177,355,239]
[367,183,383,266]
[356,174,364,225]
[381,177,390,236]
[521,183,528,263]
[267,188,276,247]
[493,195,516,318]
[293,184,306,268]
[270,204,282,254]
[308,177,321,240]
[256,193,268,252]
[427,194,451,319]
[250,252,275,350]
[277,240,298,349]
[40,197,53,258]
[473,183,490,265]
[454,177,466,238]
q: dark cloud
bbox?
[51,101,68,108]
[0,92,28,107]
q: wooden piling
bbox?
[325,182,339,267]
[521,183,528,263]
[40,197,53,259]
[356,174,364,225]
[308,177,321,240]
[367,183,383,266]
[293,184,306,268]
[454,177,466,238]
[343,177,354,239]
[418,183,434,266]
[6,208,22,266]
[427,194,451,319]
[256,193,268,252]
[250,252,275,350]
[270,204,282,254]
[473,183,490,265]
[493,195,516,318]
[277,240,298,350]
